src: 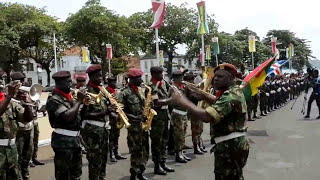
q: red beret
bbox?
[86,64,101,74]
[127,68,143,78]
[76,76,86,81]
[10,72,25,80]
[52,71,71,80]
[214,63,238,77]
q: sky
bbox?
[2,0,320,59]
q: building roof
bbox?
[63,46,82,56]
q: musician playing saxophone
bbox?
[117,69,149,180]
[106,76,127,162]
[148,66,174,175]
[81,65,117,180]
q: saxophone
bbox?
[141,84,157,131]
[98,86,131,129]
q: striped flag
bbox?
[151,0,165,29]
[212,37,220,55]
[249,35,256,52]
[267,60,289,76]
[242,56,276,99]
[197,1,209,35]
[82,47,90,63]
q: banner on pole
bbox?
[289,43,294,58]
[106,44,112,60]
[200,50,204,63]
[212,37,220,55]
[82,47,90,63]
[151,0,166,29]
[271,37,277,53]
[249,35,256,52]
[196,1,209,35]
[205,45,211,60]
[159,50,164,66]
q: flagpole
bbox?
[251,52,254,69]
[53,33,57,73]
[155,28,160,62]
[201,34,205,66]
[215,54,218,66]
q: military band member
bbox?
[118,69,149,180]
[170,70,191,163]
[46,71,84,180]
[148,66,174,175]
[107,76,127,163]
[75,76,86,89]
[11,72,35,180]
[170,64,249,180]
[81,65,115,180]
[0,81,33,179]
[304,69,320,119]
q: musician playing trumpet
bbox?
[46,71,88,180]
[0,80,33,180]
[170,64,249,180]
[81,65,117,180]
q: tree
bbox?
[263,30,313,71]
[64,0,131,77]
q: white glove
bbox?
[288,87,291,90]
[266,93,270,97]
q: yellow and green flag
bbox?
[82,47,90,63]
[205,45,211,60]
[197,1,209,35]
[249,35,256,53]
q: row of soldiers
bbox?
[246,74,306,121]
[0,70,45,180]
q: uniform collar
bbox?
[54,88,72,101]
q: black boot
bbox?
[114,148,127,160]
[154,163,167,175]
[160,162,175,172]
[137,173,148,180]
[32,158,45,166]
[182,151,191,161]
[193,143,204,155]
[175,152,187,163]
[304,115,310,118]
[110,149,117,162]
[199,143,207,153]
[130,172,137,180]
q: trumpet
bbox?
[5,83,43,107]
[163,79,182,96]
[70,88,102,105]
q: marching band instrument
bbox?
[182,81,213,97]
[5,83,43,106]
[70,88,102,105]
[141,83,157,131]
[97,86,131,129]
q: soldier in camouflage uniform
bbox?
[11,72,35,180]
[184,72,207,155]
[118,68,149,180]
[46,71,85,180]
[107,76,126,163]
[81,65,116,180]
[170,70,190,163]
[148,67,174,175]
[171,63,249,180]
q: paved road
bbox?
[30,94,320,180]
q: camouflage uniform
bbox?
[148,80,169,164]
[46,91,82,180]
[118,85,149,175]
[16,105,35,180]
[81,85,110,180]
[0,101,25,180]
[171,85,188,153]
[205,85,249,180]
[32,122,39,161]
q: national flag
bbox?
[212,37,220,55]
[286,48,289,58]
[106,44,112,59]
[199,50,204,63]
[267,60,289,76]
[242,56,276,99]
[159,50,164,65]
[151,0,166,29]
[271,37,277,53]
[249,35,256,52]
[205,45,211,60]
[82,47,90,63]
[197,1,209,35]
[289,43,294,58]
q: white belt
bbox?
[33,119,38,125]
[213,132,246,146]
[18,122,33,129]
[84,120,109,128]
[0,138,16,146]
[161,105,168,110]
[54,128,80,137]
[172,109,187,115]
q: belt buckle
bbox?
[8,139,11,146]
